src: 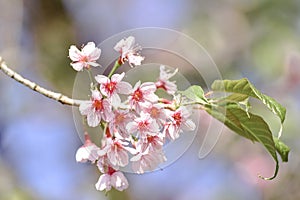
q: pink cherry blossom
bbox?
[95,72,132,106]
[129,81,159,112]
[69,42,101,71]
[126,111,160,140]
[95,167,129,192]
[75,132,100,163]
[114,36,144,66]
[131,147,166,174]
[109,110,133,139]
[79,90,113,127]
[164,106,196,140]
[155,65,178,95]
[138,134,164,152]
[103,137,130,167]
[143,103,167,126]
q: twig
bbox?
[0,56,82,107]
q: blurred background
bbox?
[0,0,299,199]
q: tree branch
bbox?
[0,56,82,106]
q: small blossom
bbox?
[164,106,196,140]
[143,103,167,126]
[109,110,134,139]
[104,137,130,167]
[79,90,113,127]
[69,42,101,71]
[131,147,166,174]
[114,36,144,66]
[95,167,129,192]
[155,65,178,95]
[75,132,100,163]
[126,111,160,140]
[129,81,158,112]
[95,72,132,106]
[138,134,164,152]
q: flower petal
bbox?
[70,62,84,71]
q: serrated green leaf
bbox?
[273,137,290,162]
[222,93,249,102]
[205,105,279,180]
[211,78,286,123]
[180,85,208,104]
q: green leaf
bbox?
[274,137,290,162]
[180,85,208,104]
[205,105,279,180]
[211,78,286,123]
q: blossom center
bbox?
[93,99,103,111]
[107,166,116,175]
[80,55,89,63]
[132,89,143,101]
[138,121,149,131]
[115,113,125,124]
[173,112,182,125]
[105,81,117,95]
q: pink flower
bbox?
[138,134,164,152]
[164,106,196,140]
[131,147,166,174]
[69,42,101,71]
[79,90,113,127]
[95,167,129,192]
[75,132,100,163]
[103,137,130,167]
[95,72,132,106]
[109,110,133,139]
[126,111,160,140]
[129,81,158,112]
[143,103,167,126]
[114,36,144,66]
[155,65,178,95]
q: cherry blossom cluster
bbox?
[69,36,196,192]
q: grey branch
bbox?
[0,56,82,107]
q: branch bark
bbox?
[0,56,82,106]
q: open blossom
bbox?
[129,81,159,112]
[109,110,133,139]
[126,111,160,140]
[69,42,101,71]
[131,147,166,174]
[155,65,178,95]
[164,106,196,140]
[95,72,132,106]
[75,133,100,163]
[95,167,129,192]
[138,134,164,152]
[79,90,113,127]
[143,103,167,126]
[101,137,130,168]
[114,36,144,66]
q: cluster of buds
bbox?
[69,36,196,192]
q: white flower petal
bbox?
[87,112,101,127]
[111,171,129,191]
[95,174,111,191]
[88,47,101,61]
[79,101,92,115]
[69,45,82,61]
[116,81,132,95]
[70,62,84,71]
[111,72,125,83]
[95,75,109,84]
[82,42,96,55]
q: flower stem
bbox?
[108,60,122,78]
